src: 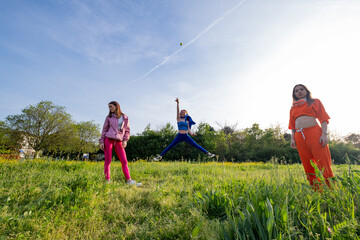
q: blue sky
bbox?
[1,0,360,136]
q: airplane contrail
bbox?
[126,0,247,86]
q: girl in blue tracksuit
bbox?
[154,98,215,161]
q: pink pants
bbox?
[104,137,131,180]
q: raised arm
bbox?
[175,98,180,120]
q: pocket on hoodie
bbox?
[115,132,122,141]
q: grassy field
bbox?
[0,158,359,240]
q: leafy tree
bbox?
[41,121,101,160]
[0,121,23,153]
[214,131,228,161]
[329,141,360,164]
[127,123,177,160]
[72,121,101,160]
[194,122,217,155]
[115,121,358,164]
[0,121,10,152]
[344,133,360,149]
[5,101,72,157]
[141,124,157,136]
[127,123,219,161]
[216,121,238,135]
[158,123,177,137]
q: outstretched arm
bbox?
[175,98,180,120]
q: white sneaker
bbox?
[127,179,136,185]
[154,155,162,161]
[127,179,142,187]
[207,152,215,158]
[106,179,111,184]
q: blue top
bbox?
[185,115,196,129]
[177,121,188,131]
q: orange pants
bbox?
[295,125,334,186]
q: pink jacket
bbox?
[99,114,130,144]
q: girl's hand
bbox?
[290,139,296,149]
[122,141,127,148]
[175,98,179,103]
[192,133,197,136]
[100,143,104,151]
[319,134,328,147]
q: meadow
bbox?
[0,158,359,239]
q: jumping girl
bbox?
[289,84,334,188]
[154,98,215,161]
[99,101,141,186]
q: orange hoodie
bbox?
[288,98,330,130]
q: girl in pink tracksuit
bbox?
[99,101,141,186]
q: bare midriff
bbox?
[295,115,318,129]
[178,130,188,134]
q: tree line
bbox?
[0,101,100,160]
[1,101,359,164]
[126,122,360,164]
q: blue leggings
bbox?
[160,133,208,156]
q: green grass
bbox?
[0,159,359,239]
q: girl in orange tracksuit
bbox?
[289,84,334,188]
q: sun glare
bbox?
[224,3,360,135]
